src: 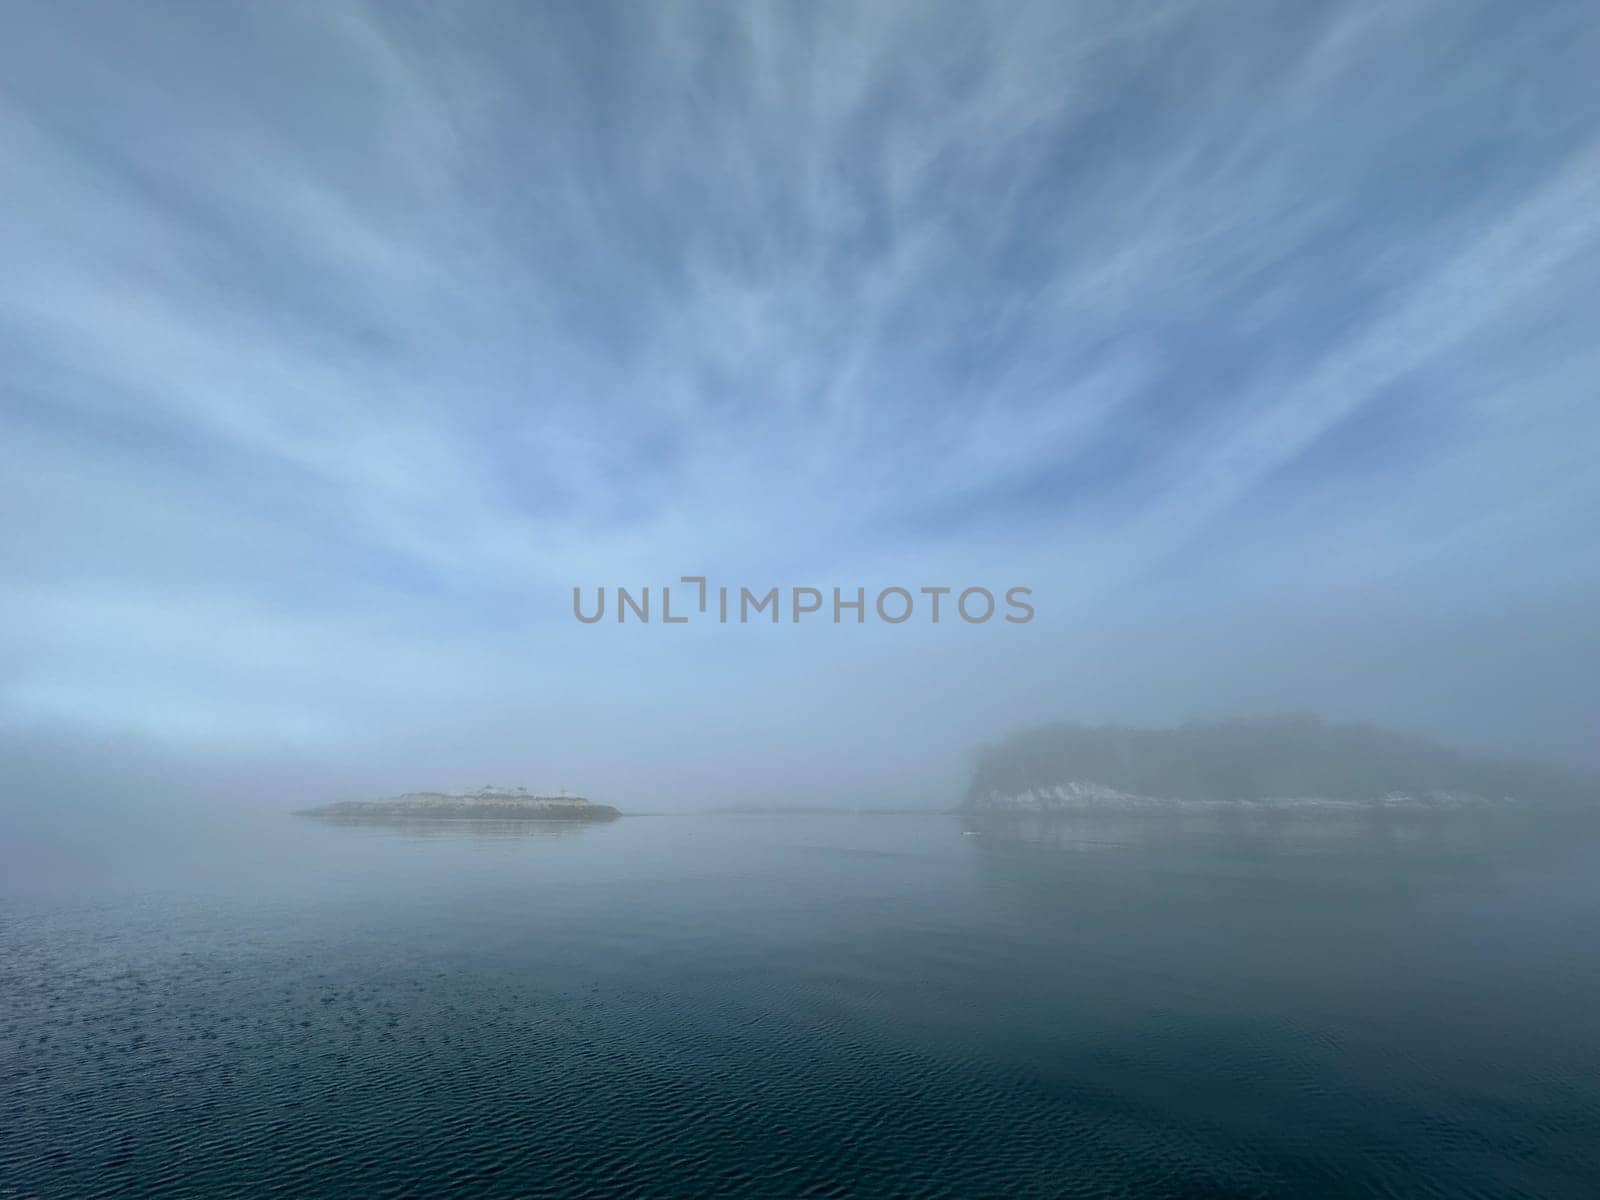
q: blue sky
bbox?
[3,0,1598,805]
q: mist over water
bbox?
[7,809,1600,1198]
[6,1,1600,1195]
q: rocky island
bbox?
[298,786,620,822]
[965,715,1596,812]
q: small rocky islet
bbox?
[297,786,620,822]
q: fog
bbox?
[4,0,1599,828]
[13,7,1600,1196]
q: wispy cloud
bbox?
[3,0,1598,790]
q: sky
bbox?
[3,0,1598,812]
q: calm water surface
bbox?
[5,808,1600,1197]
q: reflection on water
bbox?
[963,804,1599,863]
[303,815,599,840]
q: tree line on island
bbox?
[964,714,1597,811]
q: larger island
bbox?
[298,786,620,822]
[965,715,1596,812]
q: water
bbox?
[5,808,1600,1197]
